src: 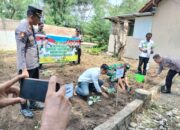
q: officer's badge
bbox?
[29,35,35,46]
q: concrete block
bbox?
[93,99,143,130]
[149,81,164,101]
[135,89,152,107]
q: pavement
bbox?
[157,77,180,110]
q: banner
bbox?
[36,34,81,64]
[116,67,125,78]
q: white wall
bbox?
[133,16,153,39]
[108,34,118,53]
[0,31,16,50]
[124,36,141,59]
[152,0,180,59]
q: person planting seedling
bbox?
[75,64,109,100]
[107,63,132,93]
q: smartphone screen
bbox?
[20,78,60,102]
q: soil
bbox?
[0,51,167,130]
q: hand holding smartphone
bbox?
[20,78,73,102]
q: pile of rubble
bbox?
[128,103,180,130]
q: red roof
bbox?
[139,0,162,13]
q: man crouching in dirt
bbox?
[0,75,71,130]
[152,54,180,93]
[75,64,109,99]
[107,63,132,93]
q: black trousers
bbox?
[165,69,180,92]
[77,47,81,64]
[73,47,81,64]
[138,56,149,75]
[19,67,39,109]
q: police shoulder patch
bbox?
[20,32,25,38]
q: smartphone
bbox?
[20,78,74,102]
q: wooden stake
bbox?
[115,89,119,107]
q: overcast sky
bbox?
[108,0,123,5]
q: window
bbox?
[128,20,135,36]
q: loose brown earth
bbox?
[0,51,167,130]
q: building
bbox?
[106,0,180,59]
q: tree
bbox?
[0,0,36,19]
[44,0,76,26]
[108,0,148,60]
[72,0,93,22]
[108,0,148,16]
[83,0,110,47]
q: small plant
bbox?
[107,87,116,94]
[88,96,101,106]
[42,70,53,77]
[87,45,108,55]
[34,121,41,130]
[88,47,101,55]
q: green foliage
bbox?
[0,0,38,19]
[41,70,53,77]
[82,0,110,47]
[44,0,77,27]
[108,0,149,16]
[83,19,110,46]
[107,87,116,94]
[34,121,41,130]
[87,45,108,55]
[88,47,102,55]
[82,0,148,47]
[0,0,148,48]
[88,96,101,106]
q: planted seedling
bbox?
[107,87,116,94]
[88,96,101,106]
[42,70,53,77]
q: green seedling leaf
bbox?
[107,87,116,94]
[89,96,93,100]
[97,96,100,100]
[88,100,94,106]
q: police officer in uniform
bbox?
[15,5,43,118]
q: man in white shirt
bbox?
[76,64,109,99]
[72,28,82,64]
[138,33,154,75]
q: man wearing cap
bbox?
[15,5,43,118]
[75,64,109,99]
